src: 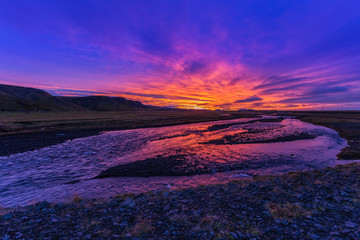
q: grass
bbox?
[71,195,83,204]
[0,110,262,136]
[115,193,138,200]
[3,163,360,239]
[128,216,154,236]
[170,213,191,226]
[265,202,312,221]
[200,215,219,227]
[284,111,360,159]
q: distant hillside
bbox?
[59,96,147,111]
[0,84,148,112]
[0,84,85,111]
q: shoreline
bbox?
[2,111,360,239]
[2,163,360,239]
[2,111,359,160]
[0,111,260,156]
[284,111,360,160]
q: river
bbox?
[0,116,348,207]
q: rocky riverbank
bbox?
[2,163,360,239]
[286,111,360,160]
[0,111,259,156]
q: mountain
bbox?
[59,96,147,111]
[0,84,147,112]
[0,84,85,111]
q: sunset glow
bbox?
[1,0,360,110]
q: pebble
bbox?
[121,198,135,208]
[3,213,13,220]
[230,232,238,238]
[344,221,356,229]
[2,164,360,239]
[120,221,128,227]
[309,233,320,239]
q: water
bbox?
[0,116,348,207]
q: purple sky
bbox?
[1,0,360,110]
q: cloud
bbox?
[305,86,349,95]
[183,59,208,74]
[47,88,108,96]
[276,92,360,104]
[254,76,309,90]
[234,96,262,103]
[1,1,360,110]
[259,82,309,95]
[227,76,245,86]
[113,91,211,102]
[249,102,265,107]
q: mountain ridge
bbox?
[0,84,148,112]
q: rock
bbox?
[314,223,326,231]
[3,213,13,220]
[309,233,320,239]
[340,228,353,234]
[120,221,128,227]
[330,231,340,237]
[2,235,10,240]
[121,198,135,208]
[230,232,238,238]
[340,191,351,197]
[265,227,281,235]
[344,221,356,229]
[235,231,248,239]
[36,201,50,210]
[262,210,271,216]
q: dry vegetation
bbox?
[265,202,312,221]
[284,111,360,159]
[2,163,360,239]
[0,110,262,136]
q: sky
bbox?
[1,0,360,110]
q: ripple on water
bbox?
[0,116,348,207]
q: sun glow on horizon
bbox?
[1,0,360,110]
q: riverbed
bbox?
[0,116,348,207]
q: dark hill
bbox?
[0,84,85,111]
[0,84,148,112]
[59,96,147,111]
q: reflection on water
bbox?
[0,116,348,207]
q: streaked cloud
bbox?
[0,0,360,110]
[235,96,262,103]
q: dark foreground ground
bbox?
[1,164,360,239]
[1,111,360,239]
